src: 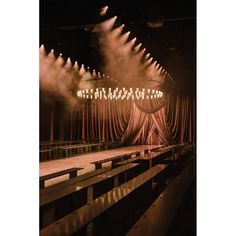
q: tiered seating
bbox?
[40,163,169,236]
[39,140,132,161]
[126,155,195,236]
[40,167,83,189]
[39,140,104,161]
[39,143,195,235]
[40,162,141,229]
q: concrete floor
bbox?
[40,145,158,187]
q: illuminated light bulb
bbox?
[152,90,155,94]
[51,49,54,53]
[154,95,156,99]
[86,89,88,93]
[143,88,145,91]
[147,95,149,99]
[150,95,153,99]
[148,89,150,93]
[90,89,93,93]
[82,90,84,94]
[90,95,93,99]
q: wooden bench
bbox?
[135,149,174,170]
[40,163,169,236]
[112,155,143,168]
[40,149,52,161]
[40,140,82,151]
[126,158,195,236]
[40,167,83,189]
[144,145,165,154]
[61,143,103,157]
[40,167,112,196]
[40,163,140,228]
[91,151,140,170]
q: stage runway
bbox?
[40,144,158,187]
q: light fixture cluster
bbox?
[77,87,163,100]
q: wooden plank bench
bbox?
[91,151,141,170]
[40,167,112,196]
[126,159,195,236]
[40,149,52,161]
[144,145,165,154]
[40,167,83,189]
[40,163,140,228]
[135,149,174,170]
[61,143,103,157]
[40,163,169,236]
[112,155,142,168]
[40,141,82,151]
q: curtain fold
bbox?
[40,93,195,145]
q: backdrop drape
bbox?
[40,93,195,145]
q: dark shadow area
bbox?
[165,179,196,236]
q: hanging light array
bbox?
[77,87,163,100]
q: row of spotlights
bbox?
[77,88,163,100]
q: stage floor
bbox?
[40,145,158,187]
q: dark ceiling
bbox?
[40,0,196,94]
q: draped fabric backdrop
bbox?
[40,93,195,145]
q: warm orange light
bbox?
[77,87,163,100]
